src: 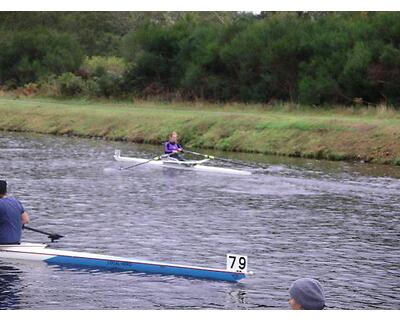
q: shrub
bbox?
[85,79,101,97]
[122,21,190,95]
[80,56,127,78]
[0,29,83,86]
[178,23,232,101]
[95,72,123,98]
[56,72,85,96]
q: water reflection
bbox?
[0,264,22,309]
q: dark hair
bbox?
[0,180,7,195]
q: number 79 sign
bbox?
[226,254,248,273]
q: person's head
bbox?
[289,278,325,310]
[169,131,179,143]
[0,180,7,198]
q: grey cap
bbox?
[289,278,325,310]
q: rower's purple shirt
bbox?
[164,141,182,154]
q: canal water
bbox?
[0,132,399,309]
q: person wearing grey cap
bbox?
[289,278,326,310]
[0,180,30,244]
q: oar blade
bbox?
[48,234,64,242]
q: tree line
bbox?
[0,12,399,106]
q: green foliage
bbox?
[369,39,400,105]
[120,12,400,106]
[221,15,310,102]
[122,21,191,96]
[56,73,86,96]
[0,12,137,56]
[94,73,123,98]
[55,72,124,98]
[80,56,127,77]
[178,22,229,100]
[341,41,374,100]
[298,71,339,105]
[0,29,83,86]
[294,13,400,106]
[1,12,400,106]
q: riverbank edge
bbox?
[0,97,399,166]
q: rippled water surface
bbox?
[0,132,399,309]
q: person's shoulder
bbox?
[11,198,24,211]
[0,197,15,206]
[6,197,22,205]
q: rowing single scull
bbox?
[114,150,252,175]
[0,243,248,282]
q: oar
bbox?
[119,154,168,171]
[23,225,64,242]
[184,150,262,169]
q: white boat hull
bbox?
[114,150,251,176]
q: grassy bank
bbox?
[0,97,399,165]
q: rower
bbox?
[0,180,30,245]
[164,131,184,161]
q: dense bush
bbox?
[56,72,86,96]
[177,22,232,100]
[79,56,126,97]
[80,56,127,78]
[220,15,311,102]
[122,12,400,106]
[0,29,83,87]
[0,12,139,56]
[122,21,191,97]
[55,71,124,98]
[94,72,124,98]
[1,12,400,106]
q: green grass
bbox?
[0,96,399,165]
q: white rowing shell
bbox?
[114,150,252,175]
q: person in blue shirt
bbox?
[164,131,184,161]
[0,180,30,244]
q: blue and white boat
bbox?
[0,243,248,282]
